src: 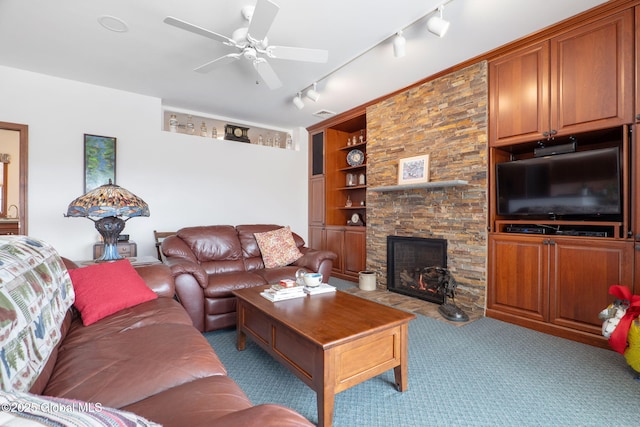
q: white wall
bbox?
[0,65,309,260]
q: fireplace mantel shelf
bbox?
[369,180,468,192]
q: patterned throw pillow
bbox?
[254,226,303,268]
[0,391,161,426]
[0,236,75,392]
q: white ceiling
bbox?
[0,0,607,130]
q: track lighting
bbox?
[293,92,304,110]
[293,1,454,111]
[306,82,320,102]
[392,31,406,58]
[427,5,450,38]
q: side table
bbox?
[93,241,137,259]
[74,256,162,267]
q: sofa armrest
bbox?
[292,248,337,283]
[134,264,175,298]
[164,258,208,289]
[214,404,314,427]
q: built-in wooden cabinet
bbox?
[490,9,633,146]
[487,234,633,346]
[487,125,632,348]
[487,4,636,348]
[308,131,325,251]
[321,226,366,278]
[308,110,367,281]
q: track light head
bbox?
[392,31,406,58]
[427,6,450,38]
[293,92,304,110]
[306,82,320,102]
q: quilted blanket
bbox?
[0,236,74,391]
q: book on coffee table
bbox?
[304,283,336,295]
[261,285,306,302]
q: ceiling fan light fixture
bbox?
[427,6,450,38]
[243,47,257,61]
[164,0,328,91]
[293,92,305,110]
[306,83,320,102]
[392,31,406,58]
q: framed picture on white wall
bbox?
[84,134,116,192]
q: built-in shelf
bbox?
[162,109,296,150]
[369,180,468,192]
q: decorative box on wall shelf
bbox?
[93,241,137,259]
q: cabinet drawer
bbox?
[0,222,19,235]
[93,241,137,259]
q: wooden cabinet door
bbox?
[549,239,633,335]
[309,176,325,226]
[551,10,633,136]
[308,225,325,252]
[325,227,344,274]
[343,228,366,276]
[487,234,548,321]
[636,6,640,122]
[489,42,550,146]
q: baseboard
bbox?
[486,309,609,350]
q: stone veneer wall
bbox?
[365,61,488,314]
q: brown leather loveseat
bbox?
[161,224,337,332]
[0,235,312,427]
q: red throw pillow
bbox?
[69,259,157,326]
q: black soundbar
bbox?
[533,141,576,157]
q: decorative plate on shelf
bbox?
[347,149,365,166]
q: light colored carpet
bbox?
[204,283,640,426]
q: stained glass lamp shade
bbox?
[66,180,149,261]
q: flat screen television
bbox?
[496,147,621,218]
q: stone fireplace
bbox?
[365,61,488,315]
[387,236,447,304]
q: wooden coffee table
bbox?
[233,285,416,427]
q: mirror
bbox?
[0,122,28,235]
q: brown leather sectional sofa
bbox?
[162,224,337,332]
[29,260,313,426]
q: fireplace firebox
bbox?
[387,236,447,304]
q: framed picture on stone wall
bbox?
[398,154,429,185]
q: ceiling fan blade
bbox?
[194,54,241,73]
[164,16,234,45]
[247,0,279,42]
[253,58,282,90]
[267,46,328,63]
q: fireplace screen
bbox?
[387,236,447,304]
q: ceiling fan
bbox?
[164,0,328,90]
